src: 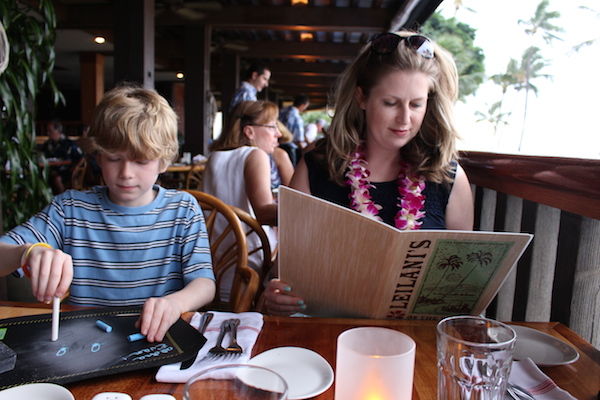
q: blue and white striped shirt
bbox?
[230,81,258,111]
[279,106,305,143]
[1,186,214,307]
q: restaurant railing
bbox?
[460,151,600,349]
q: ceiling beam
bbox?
[156,38,363,60]
[204,6,391,33]
[57,4,391,33]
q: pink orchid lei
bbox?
[345,145,426,230]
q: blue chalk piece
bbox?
[95,319,113,333]
[127,332,146,342]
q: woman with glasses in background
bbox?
[203,100,281,302]
[261,31,475,316]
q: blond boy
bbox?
[0,84,215,342]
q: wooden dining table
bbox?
[0,301,598,400]
[166,164,193,173]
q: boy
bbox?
[0,84,215,342]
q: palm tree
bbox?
[474,101,511,149]
[518,0,564,44]
[449,251,493,293]
[572,6,599,53]
[475,59,520,145]
[422,254,464,299]
[514,46,552,151]
[516,0,563,151]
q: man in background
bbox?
[42,119,83,194]
[279,94,310,150]
[304,118,327,144]
[229,62,271,110]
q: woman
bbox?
[202,100,280,301]
[262,31,474,315]
[273,121,295,187]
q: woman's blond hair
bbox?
[321,31,460,185]
[211,100,279,151]
[80,83,179,169]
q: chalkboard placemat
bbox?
[0,306,206,389]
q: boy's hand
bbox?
[136,296,185,342]
[27,246,73,303]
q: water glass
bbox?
[437,316,516,400]
[183,364,288,400]
[334,327,416,400]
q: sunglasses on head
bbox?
[370,33,434,59]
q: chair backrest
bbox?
[183,189,259,312]
[230,206,274,298]
[70,158,87,190]
[185,161,206,190]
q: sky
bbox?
[436,0,600,159]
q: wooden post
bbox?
[80,52,105,124]
[184,24,211,156]
[113,0,154,88]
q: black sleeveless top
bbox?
[304,151,454,230]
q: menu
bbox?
[278,186,533,320]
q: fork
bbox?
[507,383,535,400]
[225,319,243,355]
[206,319,231,357]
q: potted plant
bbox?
[0,0,64,233]
[0,0,63,300]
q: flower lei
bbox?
[345,145,426,230]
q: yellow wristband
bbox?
[20,243,53,278]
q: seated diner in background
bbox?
[0,83,216,342]
[41,119,84,194]
[202,100,281,302]
[261,31,474,316]
[272,121,295,189]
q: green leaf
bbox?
[0,0,60,231]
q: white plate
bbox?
[510,325,579,366]
[248,346,334,400]
[0,383,74,400]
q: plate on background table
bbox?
[248,347,334,400]
[510,325,579,366]
[0,383,74,400]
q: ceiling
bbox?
[49,0,442,110]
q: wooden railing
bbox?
[460,151,600,349]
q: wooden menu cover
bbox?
[278,186,533,319]
[0,306,206,389]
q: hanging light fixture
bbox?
[300,32,313,41]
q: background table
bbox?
[0,302,598,400]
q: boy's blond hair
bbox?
[80,83,179,169]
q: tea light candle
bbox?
[334,327,416,400]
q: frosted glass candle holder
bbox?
[334,327,416,400]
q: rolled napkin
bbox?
[509,358,576,400]
[155,311,264,383]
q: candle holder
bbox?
[334,327,416,400]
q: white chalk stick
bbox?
[51,297,60,341]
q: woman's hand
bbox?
[262,279,306,316]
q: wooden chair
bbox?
[231,206,275,299]
[183,189,259,312]
[70,158,87,190]
[185,161,206,190]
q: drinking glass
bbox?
[437,315,517,400]
[334,327,416,400]
[183,364,288,400]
